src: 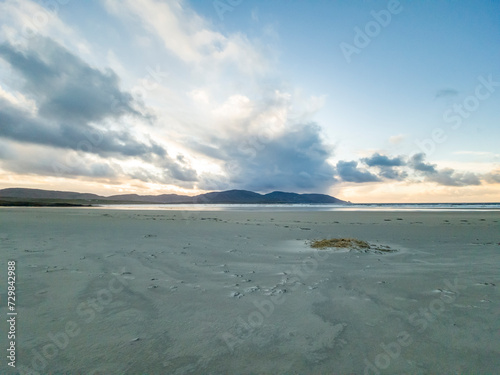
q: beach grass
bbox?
[310,237,370,249]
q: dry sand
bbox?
[1,207,499,374]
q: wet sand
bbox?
[1,208,499,374]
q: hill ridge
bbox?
[0,187,349,204]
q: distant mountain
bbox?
[261,191,342,204]
[0,188,349,204]
[193,190,263,203]
[0,188,102,200]
[108,193,190,203]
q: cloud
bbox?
[0,1,488,198]
[336,160,380,183]
[409,153,481,186]
[0,135,201,188]
[336,152,484,187]
[216,123,336,192]
[362,153,406,167]
[0,97,164,158]
[0,141,121,179]
[435,89,459,99]
[427,168,481,186]
[104,0,268,76]
[408,153,437,173]
[484,171,500,184]
[161,155,198,182]
[0,0,91,56]
[389,134,405,144]
[359,152,407,180]
[179,87,335,193]
[377,166,408,180]
[0,3,306,192]
[0,37,144,123]
[0,35,206,187]
[128,163,198,188]
[0,37,166,159]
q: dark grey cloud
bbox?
[360,153,407,180]
[198,123,336,192]
[0,37,203,185]
[0,146,120,179]
[435,89,459,99]
[337,152,482,187]
[0,101,198,183]
[336,160,380,183]
[0,37,162,159]
[0,37,143,123]
[484,172,500,183]
[128,162,198,189]
[362,153,406,167]
[377,166,408,180]
[408,153,437,173]
[0,36,200,185]
[185,140,225,160]
[161,155,198,182]
[0,98,165,158]
[408,153,481,186]
[427,169,481,187]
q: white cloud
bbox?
[104,0,269,76]
[0,0,91,57]
[0,83,37,114]
[212,94,253,123]
[189,89,211,106]
[389,134,405,144]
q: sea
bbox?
[94,203,500,212]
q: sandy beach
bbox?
[1,207,499,374]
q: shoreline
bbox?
[2,199,500,211]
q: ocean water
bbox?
[94,203,500,212]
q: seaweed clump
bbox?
[310,238,370,250]
[310,238,397,254]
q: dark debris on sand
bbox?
[310,238,397,254]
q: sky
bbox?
[0,0,499,203]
